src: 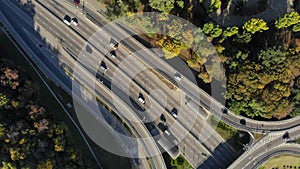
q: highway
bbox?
[68,0,300,135]
[2,0,300,169]
[0,0,166,169]
[18,0,237,168]
[72,0,300,168]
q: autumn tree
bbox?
[242,18,269,34]
[227,46,300,119]
[275,11,300,29]
[158,36,182,59]
[149,0,175,13]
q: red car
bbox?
[74,0,80,5]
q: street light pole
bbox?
[82,0,85,14]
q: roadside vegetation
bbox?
[208,115,249,153]
[98,0,300,120]
[0,35,95,168]
[259,154,300,169]
[163,153,193,169]
[0,30,133,169]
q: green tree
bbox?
[55,123,68,135]
[149,0,175,13]
[242,18,269,34]
[210,25,223,38]
[223,26,239,37]
[275,11,300,29]
[258,47,286,68]
[1,162,16,169]
[202,22,223,38]
[202,22,214,35]
[209,0,221,12]
[176,0,184,8]
[234,32,252,43]
[0,123,5,139]
[292,23,300,32]
[0,93,8,107]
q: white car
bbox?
[171,108,178,119]
[110,51,116,59]
[164,130,171,136]
[71,18,78,26]
[138,93,145,104]
[174,72,182,81]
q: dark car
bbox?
[171,108,178,119]
[221,107,228,114]
[95,73,103,83]
[109,50,116,59]
[283,132,290,140]
[86,45,93,54]
[240,119,246,125]
[160,114,166,122]
[100,61,107,71]
[63,15,71,25]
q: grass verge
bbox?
[259,154,300,169]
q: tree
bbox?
[202,22,223,38]
[1,162,16,169]
[202,22,214,35]
[0,123,5,139]
[37,159,53,169]
[242,18,269,34]
[258,47,286,68]
[275,11,300,29]
[0,93,8,107]
[209,0,221,12]
[234,32,252,43]
[210,25,223,38]
[292,23,300,32]
[176,0,184,8]
[158,36,182,59]
[223,26,239,38]
[149,0,175,13]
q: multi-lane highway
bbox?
[8,0,237,168]
[0,0,166,168]
[2,0,300,168]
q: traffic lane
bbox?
[0,0,71,84]
[250,144,300,169]
[181,136,221,168]
[76,0,298,130]
[33,11,83,56]
[37,1,230,165]
[70,57,165,168]
[33,0,230,167]
[2,2,162,168]
[0,6,72,90]
[40,0,96,38]
[32,0,86,52]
